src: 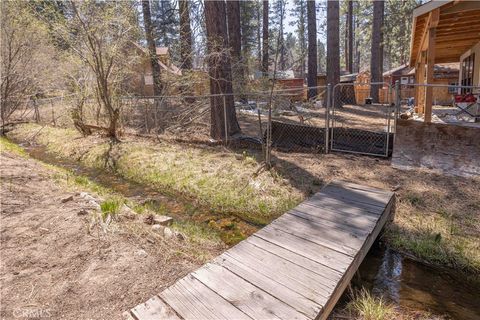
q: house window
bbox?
[401,77,409,85]
[448,82,458,94]
[461,53,475,94]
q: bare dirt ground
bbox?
[0,151,223,319]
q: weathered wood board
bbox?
[127,180,395,320]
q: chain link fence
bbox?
[329,82,395,157]
[12,81,479,163]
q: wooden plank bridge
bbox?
[126,180,395,320]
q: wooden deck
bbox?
[127,180,395,320]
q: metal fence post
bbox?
[223,94,228,145]
[393,80,401,148]
[325,83,331,154]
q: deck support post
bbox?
[415,52,426,114]
[424,27,436,123]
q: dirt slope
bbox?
[0,151,220,319]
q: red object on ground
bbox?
[454,94,464,103]
[464,94,476,103]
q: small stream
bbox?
[352,242,480,319]
[12,140,480,319]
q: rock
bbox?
[391,184,401,191]
[144,214,155,225]
[61,195,74,203]
[80,192,97,202]
[87,200,101,211]
[163,227,174,239]
[80,192,101,210]
[175,232,186,241]
[151,224,165,233]
[77,209,89,216]
[144,213,173,226]
[134,249,148,258]
[153,215,173,226]
[119,205,136,219]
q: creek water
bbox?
[13,141,480,320]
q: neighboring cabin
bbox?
[383,63,460,105]
[130,43,182,96]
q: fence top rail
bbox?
[398,83,480,90]
[121,85,328,100]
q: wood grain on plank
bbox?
[192,263,310,320]
[245,236,342,282]
[161,274,251,320]
[272,214,368,254]
[321,185,390,208]
[255,226,353,273]
[130,295,181,320]
[310,193,385,214]
[288,208,376,234]
[227,241,336,296]
[316,196,395,320]
[215,254,322,320]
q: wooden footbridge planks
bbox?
[127,180,395,320]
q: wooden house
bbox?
[130,43,182,96]
[383,63,460,104]
[409,0,480,122]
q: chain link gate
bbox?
[328,82,395,157]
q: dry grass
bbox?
[7,123,480,273]
[333,288,446,320]
[7,124,302,225]
[346,288,396,320]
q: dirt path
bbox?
[0,151,221,319]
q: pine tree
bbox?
[327,0,340,87]
[262,0,269,74]
[370,0,384,102]
[179,0,193,69]
[347,0,354,73]
[204,0,240,139]
[307,0,317,98]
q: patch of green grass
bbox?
[171,220,223,246]
[386,222,479,273]
[0,137,28,157]
[347,288,396,320]
[405,192,424,207]
[100,198,122,220]
[9,124,303,225]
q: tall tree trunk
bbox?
[141,0,162,95]
[204,0,241,140]
[370,0,384,102]
[226,0,244,96]
[262,0,269,75]
[307,0,317,99]
[347,0,353,73]
[257,2,262,69]
[355,13,360,73]
[226,1,241,62]
[327,0,340,89]
[179,0,193,69]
